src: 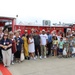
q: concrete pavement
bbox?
[8,57,75,75]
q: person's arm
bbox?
[28,38,33,44]
[39,36,41,45]
[0,44,5,48]
[63,42,64,50]
[21,44,24,52]
[7,44,12,48]
[58,42,59,47]
[46,35,48,45]
[50,35,52,43]
[39,35,42,45]
[12,40,17,53]
[0,40,5,49]
[6,40,12,49]
[56,40,58,47]
[63,44,64,50]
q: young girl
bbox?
[58,38,64,57]
[28,34,35,60]
[52,36,58,56]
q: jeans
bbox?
[35,45,41,56]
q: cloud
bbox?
[0,0,75,24]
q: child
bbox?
[72,46,75,57]
[63,37,69,58]
[73,34,75,46]
[52,36,58,56]
[68,36,74,57]
[72,34,75,57]
[58,38,64,58]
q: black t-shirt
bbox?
[33,35,40,45]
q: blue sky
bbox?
[0,0,75,25]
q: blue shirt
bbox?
[15,37,23,51]
[47,34,52,43]
[0,38,12,50]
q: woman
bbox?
[22,30,30,60]
[0,33,12,67]
[9,32,17,64]
[28,34,35,60]
[14,32,23,63]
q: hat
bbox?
[25,30,28,32]
[17,29,21,32]
[72,31,74,33]
[42,29,45,32]
[53,34,55,36]
[9,31,14,35]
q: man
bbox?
[0,27,4,61]
[33,30,42,59]
[47,30,52,57]
[40,29,48,58]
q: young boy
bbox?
[63,37,69,58]
[72,34,75,57]
[58,38,64,58]
[68,36,74,57]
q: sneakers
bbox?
[72,55,74,58]
[18,60,21,63]
[33,57,36,60]
[15,60,18,63]
[25,56,30,60]
[11,62,14,65]
[28,57,30,60]
[4,64,6,67]
[35,56,37,59]
[30,57,33,60]
[44,56,47,59]
[39,56,42,59]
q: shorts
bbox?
[59,49,63,53]
[51,45,57,50]
[69,47,73,52]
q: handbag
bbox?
[63,48,67,55]
[72,48,75,54]
[20,52,24,61]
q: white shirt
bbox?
[40,34,48,45]
[57,35,61,43]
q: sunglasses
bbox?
[4,35,8,36]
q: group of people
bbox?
[0,27,75,67]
